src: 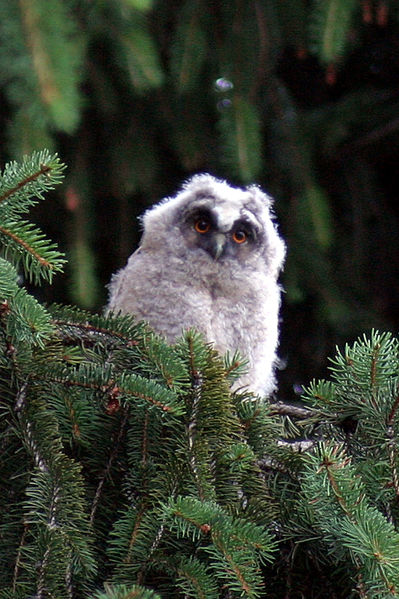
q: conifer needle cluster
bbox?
[2,152,399,599]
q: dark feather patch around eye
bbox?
[194,217,211,234]
[232,229,247,244]
[186,207,215,230]
[232,220,257,244]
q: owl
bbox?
[107,174,286,397]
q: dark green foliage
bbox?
[1,154,399,597]
[0,0,83,152]
[3,149,399,597]
[93,584,161,599]
[7,2,399,591]
[272,329,399,598]
[308,0,359,64]
[0,0,398,390]
[0,152,281,597]
[0,150,66,284]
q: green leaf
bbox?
[309,0,358,64]
[218,95,262,183]
[118,13,164,90]
[299,183,333,249]
[68,237,99,309]
[170,0,208,92]
[0,0,84,134]
[122,0,154,11]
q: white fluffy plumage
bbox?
[107,174,286,396]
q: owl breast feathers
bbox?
[107,174,286,397]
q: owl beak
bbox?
[211,233,227,260]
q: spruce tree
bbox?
[1,0,397,373]
[0,151,279,598]
[2,152,399,598]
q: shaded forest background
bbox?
[1,0,399,398]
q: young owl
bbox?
[107,174,286,397]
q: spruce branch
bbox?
[117,371,184,414]
[0,259,54,347]
[387,395,399,427]
[176,555,218,599]
[92,583,162,599]
[139,332,189,392]
[0,163,51,207]
[124,505,148,567]
[0,150,65,215]
[386,394,399,498]
[0,151,66,283]
[90,409,129,527]
[0,220,65,283]
[39,363,184,415]
[163,496,275,597]
[187,366,205,499]
[223,349,248,384]
[107,507,167,582]
[12,520,29,594]
[303,442,399,597]
[269,401,315,419]
[50,306,144,347]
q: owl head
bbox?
[139,174,285,278]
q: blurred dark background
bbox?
[1,0,399,399]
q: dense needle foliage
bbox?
[0,1,399,393]
[2,152,399,598]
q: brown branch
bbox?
[12,520,29,592]
[211,532,251,595]
[125,504,146,564]
[386,395,399,498]
[48,376,176,413]
[0,164,51,205]
[387,395,399,428]
[0,224,52,268]
[269,401,314,419]
[224,359,244,378]
[52,318,140,345]
[90,409,129,526]
[187,332,200,383]
[322,455,354,521]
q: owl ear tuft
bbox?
[245,186,285,277]
[246,184,273,210]
[183,173,219,185]
[181,173,223,195]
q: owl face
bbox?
[140,174,285,277]
[179,194,263,262]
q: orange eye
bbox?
[232,230,247,244]
[194,219,211,234]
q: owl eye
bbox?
[194,218,211,234]
[232,229,247,244]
